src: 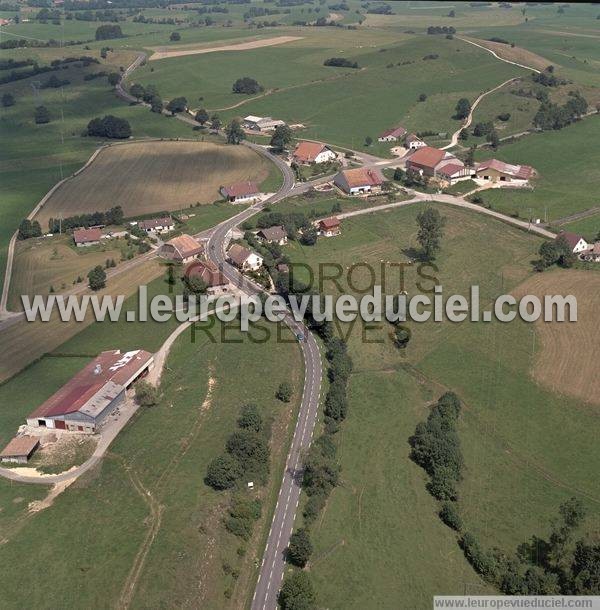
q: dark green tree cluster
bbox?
[87,265,107,291]
[134,381,158,407]
[269,124,293,152]
[34,105,50,124]
[427,25,456,35]
[409,392,463,501]
[48,205,123,233]
[393,167,428,189]
[286,528,312,567]
[454,97,471,120]
[323,337,353,428]
[165,96,187,115]
[536,235,576,271]
[18,218,42,240]
[301,436,340,523]
[223,494,262,540]
[205,403,270,489]
[95,24,123,40]
[532,68,566,88]
[86,115,131,139]
[232,76,263,94]
[323,57,359,68]
[533,91,588,131]
[472,121,494,137]
[226,118,245,144]
[278,571,316,610]
[275,382,292,403]
[1,92,15,107]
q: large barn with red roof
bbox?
[26,350,154,433]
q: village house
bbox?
[317,217,341,237]
[292,141,337,165]
[220,181,262,204]
[0,436,40,464]
[557,231,589,254]
[73,227,102,247]
[185,260,229,295]
[160,234,203,263]
[243,115,285,132]
[26,350,154,434]
[405,146,466,182]
[405,133,426,150]
[138,216,174,235]
[582,242,600,263]
[333,167,385,195]
[227,244,263,271]
[474,159,534,185]
[256,225,288,246]
[378,126,407,142]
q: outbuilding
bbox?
[474,159,534,184]
[378,126,407,142]
[333,168,384,195]
[220,181,262,204]
[160,234,203,263]
[0,436,40,464]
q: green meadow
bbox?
[284,202,599,608]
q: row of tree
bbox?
[48,205,123,233]
[86,114,131,138]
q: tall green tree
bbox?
[195,107,209,125]
[226,118,245,144]
[455,97,471,120]
[87,265,107,291]
[287,528,313,567]
[416,207,446,260]
[166,96,187,115]
[278,571,317,610]
[270,124,293,151]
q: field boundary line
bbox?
[456,36,542,74]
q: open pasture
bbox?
[34,141,271,228]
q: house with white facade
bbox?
[292,141,337,165]
[227,244,263,272]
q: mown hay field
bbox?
[35,141,272,229]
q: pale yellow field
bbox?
[512,269,600,406]
[149,35,303,61]
[35,141,270,228]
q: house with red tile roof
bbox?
[73,227,102,247]
[333,167,385,195]
[292,141,336,165]
[26,350,154,433]
[316,217,341,237]
[220,181,262,203]
[474,159,534,184]
[185,260,229,294]
[378,126,407,142]
[406,146,467,182]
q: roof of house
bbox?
[221,181,260,198]
[164,234,202,259]
[557,231,587,250]
[29,350,153,420]
[476,158,533,180]
[379,126,407,139]
[139,216,173,230]
[73,227,102,244]
[244,115,263,123]
[257,225,287,242]
[293,141,329,163]
[0,436,39,458]
[338,167,384,188]
[592,242,600,255]
[228,243,259,266]
[407,146,446,169]
[405,133,422,143]
[437,162,465,178]
[186,260,228,287]
[319,217,340,229]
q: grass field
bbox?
[561,212,600,240]
[282,202,599,606]
[474,114,600,222]
[34,140,271,228]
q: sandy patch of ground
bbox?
[462,36,551,72]
[511,269,600,406]
[149,35,303,61]
[28,478,77,513]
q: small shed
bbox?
[0,436,40,464]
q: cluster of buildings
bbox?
[243,115,285,133]
[378,125,427,150]
[1,350,154,464]
[557,231,600,262]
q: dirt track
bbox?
[512,269,600,406]
[149,35,302,61]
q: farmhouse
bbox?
[0,436,40,464]
[221,181,262,204]
[138,216,174,234]
[378,126,407,142]
[557,231,589,254]
[474,159,534,184]
[185,260,229,294]
[257,225,288,245]
[26,350,154,434]
[317,217,341,237]
[405,134,426,150]
[161,234,203,263]
[292,141,336,165]
[334,168,384,195]
[243,115,285,132]
[73,227,102,247]
[227,244,263,271]
[406,146,465,180]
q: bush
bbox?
[275,382,292,402]
[86,115,131,139]
[1,92,15,107]
[324,57,359,69]
[287,528,313,567]
[170,31,180,41]
[95,24,123,40]
[497,112,511,121]
[205,454,240,490]
[87,265,106,290]
[232,76,263,94]
[439,502,463,531]
[134,381,158,407]
[34,105,50,124]
[237,403,263,432]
